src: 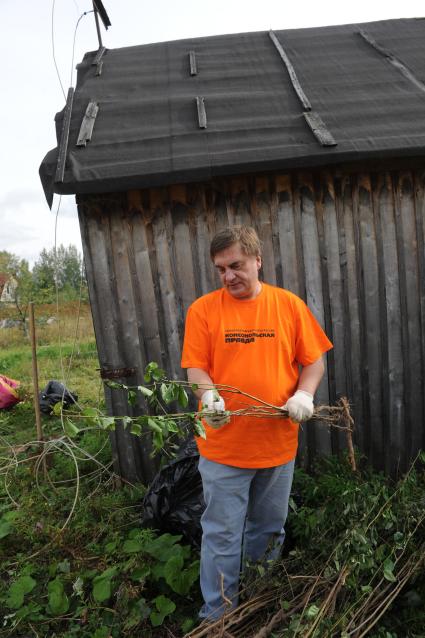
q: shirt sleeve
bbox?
[181,301,211,371]
[293,296,333,366]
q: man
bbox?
[181,226,332,621]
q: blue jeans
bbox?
[198,456,295,620]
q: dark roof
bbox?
[40,18,425,205]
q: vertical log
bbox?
[319,173,347,454]
[151,190,183,381]
[127,190,163,366]
[228,176,252,227]
[169,185,198,341]
[334,175,363,453]
[206,182,230,289]
[299,172,331,459]
[275,174,304,296]
[394,172,423,470]
[376,172,403,474]
[253,176,276,286]
[355,174,384,470]
[413,170,425,454]
[187,183,216,296]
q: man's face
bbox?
[213,242,261,300]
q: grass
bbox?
[0,300,100,418]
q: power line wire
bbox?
[70,10,94,87]
[51,0,66,100]
[49,1,103,422]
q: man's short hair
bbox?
[210,226,262,260]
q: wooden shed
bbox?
[40,18,425,482]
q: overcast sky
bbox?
[1,0,424,266]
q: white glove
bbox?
[283,390,314,422]
[201,389,230,429]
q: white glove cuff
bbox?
[294,390,313,400]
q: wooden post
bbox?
[29,302,47,477]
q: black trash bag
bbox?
[39,380,78,415]
[141,438,204,549]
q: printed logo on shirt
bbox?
[224,329,276,344]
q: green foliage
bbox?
[101,362,208,455]
[0,473,201,636]
[0,251,34,329]
[47,578,70,615]
[266,455,425,637]
[6,575,37,609]
[92,566,119,602]
[150,594,176,626]
[0,510,19,539]
[32,244,87,302]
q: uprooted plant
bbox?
[59,361,356,469]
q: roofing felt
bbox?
[40,18,425,205]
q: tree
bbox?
[32,244,86,301]
[0,251,20,275]
[0,251,34,334]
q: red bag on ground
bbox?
[0,375,21,409]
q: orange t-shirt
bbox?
[181,283,333,468]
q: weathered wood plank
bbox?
[319,173,346,453]
[253,176,276,286]
[358,29,425,94]
[271,174,307,460]
[337,174,365,454]
[355,174,384,470]
[375,172,403,474]
[189,50,197,76]
[274,174,303,296]
[127,190,163,367]
[187,184,216,296]
[91,46,106,66]
[303,112,337,147]
[107,200,155,483]
[227,177,251,227]
[196,96,207,129]
[168,185,198,347]
[268,177,283,288]
[299,172,331,458]
[268,30,312,111]
[394,172,423,468]
[207,182,231,289]
[413,170,425,455]
[55,87,74,183]
[76,101,99,147]
[151,193,183,380]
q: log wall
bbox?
[77,165,425,482]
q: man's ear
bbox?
[256,255,262,270]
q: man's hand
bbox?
[283,390,314,422]
[201,389,230,428]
